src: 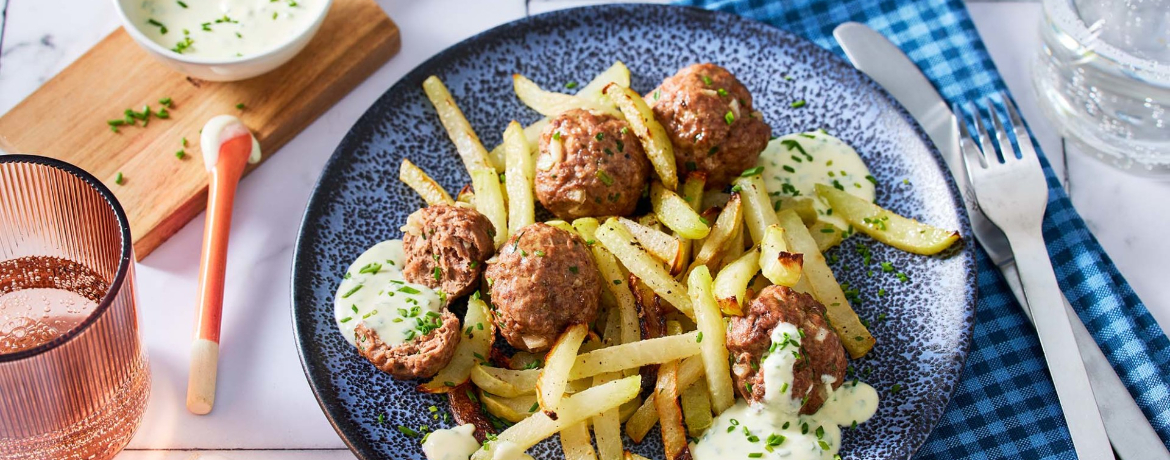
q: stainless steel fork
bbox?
[956,96,1113,459]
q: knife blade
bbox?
[834,21,1170,460]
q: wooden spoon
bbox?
[187,116,258,415]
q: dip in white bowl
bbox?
[114,0,332,81]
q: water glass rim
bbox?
[0,154,133,363]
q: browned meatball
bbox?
[726,285,847,414]
[650,63,771,189]
[353,310,460,380]
[485,223,602,352]
[402,205,496,300]
[535,109,650,219]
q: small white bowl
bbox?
[112,0,333,82]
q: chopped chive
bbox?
[114,172,124,185]
[564,81,578,89]
[740,166,764,177]
[790,100,807,108]
[596,170,614,186]
[397,425,419,437]
[235,103,246,110]
[724,111,735,125]
[175,150,186,159]
[341,284,362,298]
[172,36,194,54]
[147,18,168,34]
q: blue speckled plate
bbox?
[292,4,976,459]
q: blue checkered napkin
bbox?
[674,0,1170,458]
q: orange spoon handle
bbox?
[187,133,252,415]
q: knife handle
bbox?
[1001,263,1170,460]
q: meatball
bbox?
[726,285,847,414]
[402,205,496,299]
[353,310,460,380]
[535,109,650,219]
[485,223,602,352]
[650,63,771,189]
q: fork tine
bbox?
[986,99,1016,161]
[969,102,1000,165]
[1001,93,1040,164]
[953,103,989,174]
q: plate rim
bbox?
[290,4,978,459]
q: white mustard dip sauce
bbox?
[201,115,261,170]
[334,240,443,348]
[756,131,875,229]
[692,321,880,460]
[761,322,807,413]
[422,425,481,460]
[420,425,535,460]
[128,0,326,59]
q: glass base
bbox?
[0,355,149,460]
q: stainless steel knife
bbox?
[834,21,1169,460]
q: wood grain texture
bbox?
[0,0,399,260]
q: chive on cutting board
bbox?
[0,0,399,260]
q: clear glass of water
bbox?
[1032,0,1170,176]
[0,155,150,459]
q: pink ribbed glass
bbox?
[0,155,149,460]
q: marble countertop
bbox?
[1,0,1167,458]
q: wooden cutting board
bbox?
[0,0,399,260]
